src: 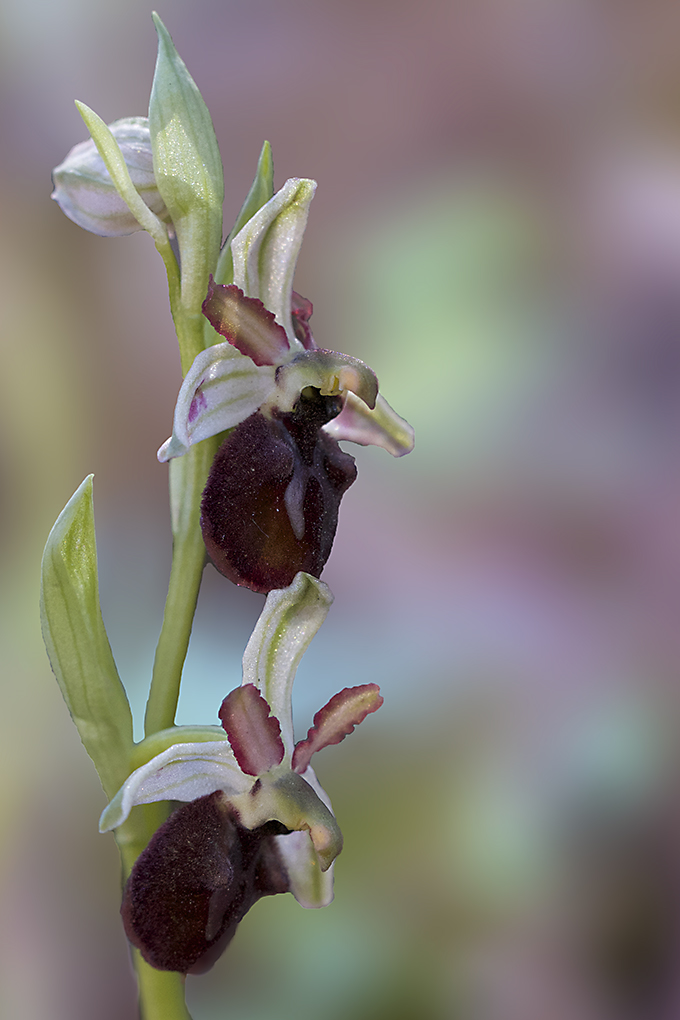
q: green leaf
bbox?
[40,476,133,798]
[149,13,224,317]
[214,140,274,288]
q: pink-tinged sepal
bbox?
[324,391,415,457]
[157,342,276,462]
[203,278,291,367]
[291,291,316,350]
[218,684,285,776]
[292,684,384,774]
[122,791,289,973]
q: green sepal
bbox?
[131,725,226,771]
[213,140,274,288]
[149,12,224,318]
[40,476,133,799]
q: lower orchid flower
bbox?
[99,573,383,973]
[158,177,414,593]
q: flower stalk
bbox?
[44,12,412,1019]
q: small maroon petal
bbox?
[292,684,384,774]
[121,792,289,973]
[291,290,316,350]
[218,684,284,776]
[202,277,290,367]
[201,394,357,593]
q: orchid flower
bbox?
[157,178,414,593]
[99,573,383,973]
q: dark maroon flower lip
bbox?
[200,391,358,594]
[122,792,290,973]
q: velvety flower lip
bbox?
[100,573,383,973]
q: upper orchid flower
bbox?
[99,573,383,973]
[158,178,414,593]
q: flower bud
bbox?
[51,116,168,236]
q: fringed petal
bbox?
[292,684,383,774]
[218,685,284,776]
[202,279,290,366]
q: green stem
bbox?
[134,956,191,1020]
[116,805,192,1020]
[144,434,219,736]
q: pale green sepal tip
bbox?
[214,140,275,288]
[274,765,336,907]
[40,475,133,799]
[74,102,169,246]
[149,12,223,308]
[324,391,415,457]
[242,572,334,752]
[130,725,226,771]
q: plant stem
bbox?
[144,433,219,736]
[116,804,192,1019]
[134,956,192,1020]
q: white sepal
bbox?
[157,342,276,461]
[99,741,252,831]
[241,573,333,753]
[324,391,415,457]
[275,766,336,908]
[231,178,316,348]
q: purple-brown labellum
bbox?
[122,791,289,973]
[201,388,357,593]
[218,684,285,776]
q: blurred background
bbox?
[4,0,680,1017]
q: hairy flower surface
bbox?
[158,178,414,592]
[100,574,383,972]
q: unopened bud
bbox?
[51,116,168,236]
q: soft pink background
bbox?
[4,2,680,1017]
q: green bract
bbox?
[40,477,133,799]
[149,13,224,319]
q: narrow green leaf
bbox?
[149,12,224,316]
[214,140,275,288]
[40,476,133,798]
